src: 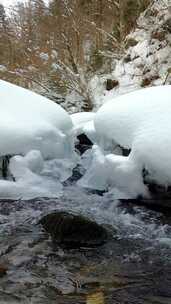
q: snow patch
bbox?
[0,65,7,72]
[39,52,49,61]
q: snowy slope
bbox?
[91,0,171,109]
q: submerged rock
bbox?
[39,211,109,249]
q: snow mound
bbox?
[0,80,77,199]
[0,80,73,159]
[80,85,171,197]
[94,85,171,149]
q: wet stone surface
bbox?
[0,188,171,303]
[39,211,110,249]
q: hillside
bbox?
[91,0,171,109]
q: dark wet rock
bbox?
[0,264,8,277]
[118,170,171,212]
[125,37,138,48]
[120,146,131,157]
[151,30,166,41]
[0,155,13,180]
[141,75,159,87]
[106,79,119,91]
[141,179,171,211]
[148,183,171,198]
[39,211,110,249]
[123,54,132,63]
[162,17,171,33]
[76,133,92,155]
[120,198,171,213]
[63,165,83,185]
[86,188,106,197]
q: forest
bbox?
[0,0,150,110]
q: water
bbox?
[0,182,171,304]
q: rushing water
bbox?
[0,180,171,304]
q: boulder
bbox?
[39,211,110,249]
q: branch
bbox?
[7,70,51,93]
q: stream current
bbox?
[0,182,171,304]
[0,158,171,304]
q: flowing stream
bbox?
[0,178,171,304]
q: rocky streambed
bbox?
[0,184,171,304]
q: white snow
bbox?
[0,80,73,159]
[79,85,171,197]
[94,85,171,148]
[71,112,98,145]
[39,52,49,61]
[71,112,95,127]
[51,63,61,71]
[0,80,76,199]
[78,145,108,190]
[0,150,63,199]
[51,49,58,59]
[0,65,7,72]
[71,112,95,134]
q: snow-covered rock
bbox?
[0,80,73,159]
[79,85,171,198]
[0,80,77,199]
[95,85,171,149]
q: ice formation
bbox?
[0,151,63,199]
[71,112,97,143]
